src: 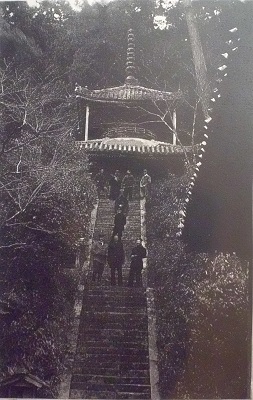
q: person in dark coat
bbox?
[140,169,151,199]
[109,170,121,200]
[112,206,126,240]
[91,233,108,284]
[115,189,129,215]
[108,235,125,286]
[94,168,107,198]
[122,170,135,200]
[128,238,147,287]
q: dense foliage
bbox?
[146,176,249,399]
[0,60,96,395]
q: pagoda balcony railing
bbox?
[103,123,156,140]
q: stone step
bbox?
[95,223,114,227]
[78,328,148,339]
[117,392,151,399]
[124,225,141,228]
[122,235,142,239]
[123,228,141,231]
[84,303,147,312]
[86,292,147,300]
[102,270,134,275]
[123,231,141,234]
[124,221,141,225]
[76,352,149,362]
[81,311,148,322]
[83,308,146,316]
[88,267,135,272]
[85,298,147,305]
[70,389,151,399]
[77,347,149,357]
[95,212,140,216]
[78,322,148,332]
[87,280,137,287]
[83,341,148,349]
[74,359,149,371]
[73,366,150,378]
[78,339,148,350]
[71,374,150,385]
[86,291,147,300]
[80,312,147,322]
[79,322,148,332]
[95,220,114,223]
[85,289,147,298]
[78,327,148,342]
[84,294,147,303]
[97,204,140,209]
[87,287,146,295]
[70,382,151,394]
[83,303,147,311]
[83,301,147,309]
[79,322,126,331]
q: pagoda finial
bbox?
[125,29,139,86]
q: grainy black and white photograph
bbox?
[0,0,252,398]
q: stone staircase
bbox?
[69,199,151,399]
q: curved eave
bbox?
[76,139,196,156]
[75,84,182,103]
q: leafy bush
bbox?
[146,174,249,399]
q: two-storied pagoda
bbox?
[75,29,193,176]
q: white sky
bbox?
[25,0,113,10]
[24,0,179,12]
[4,0,249,12]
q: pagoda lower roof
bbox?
[76,137,194,155]
[75,84,181,103]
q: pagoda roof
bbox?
[76,137,195,155]
[75,29,181,104]
[75,84,182,103]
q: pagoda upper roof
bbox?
[75,29,181,104]
[75,84,182,103]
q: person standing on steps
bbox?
[94,168,107,199]
[122,170,135,201]
[115,188,129,216]
[91,232,108,284]
[112,206,126,240]
[140,169,151,199]
[128,238,147,287]
[108,170,121,200]
[108,235,125,286]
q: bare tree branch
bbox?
[0,242,28,249]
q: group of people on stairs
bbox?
[91,169,149,287]
[94,168,151,200]
[91,234,147,287]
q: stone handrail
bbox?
[140,197,160,400]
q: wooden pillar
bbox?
[172,109,177,145]
[84,105,89,142]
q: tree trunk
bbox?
[182,0,211,118]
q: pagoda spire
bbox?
[125,29,139,86]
